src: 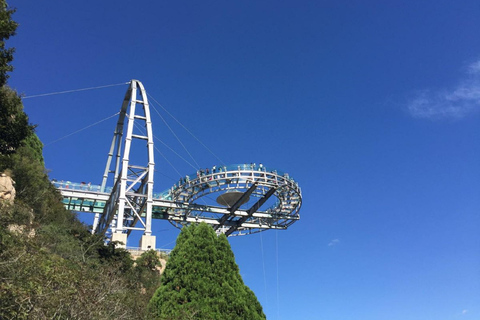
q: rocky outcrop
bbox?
[130,250,168,274]
[7,224,36,238]
[0,173,15,203]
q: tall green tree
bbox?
[149,223,266,320]
[0,1,33,156]
[0,86,33,155]
[0,0,17,87]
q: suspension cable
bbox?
[260,232,269,312]
[126,97,222,219]
[154,170,179,184]
[147,93,226,166]
[154,137,198,171]
[276,230,280,320]
[44,112,120,147]
[155,147,184,179]
[149,101,201,169]
[133,122,197,175]
[23,82,129,99]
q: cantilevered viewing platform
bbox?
[55,163,301,239]
[53,80,302,249]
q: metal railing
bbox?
[126,246,172,256]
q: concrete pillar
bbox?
[111,232,128,249]
[140,235,156,251]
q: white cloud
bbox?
[407,60,480,119]
[328,239,340,246]
[468,61,480,74]
[462,309,468,315]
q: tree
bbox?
[0,1,31,156]
[148,223,266,320]
[0,86,33,155]
[0,0,18,86]
[133,249,163,303]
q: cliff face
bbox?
[130,250,168,274]
[0,172,15,203]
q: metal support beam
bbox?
[225,187,276,236]
[214,183,258,230]
[230,183,258,213]
[247,187,276,215]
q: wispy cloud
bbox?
[328,239,340,246]
[407,60,480,119]
[462,309,468,315]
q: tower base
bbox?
[140,235,156,251]
[111,232,127,249]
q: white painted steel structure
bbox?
[93,80,155,239]
[57,80,302,247]
[168,166,301,236]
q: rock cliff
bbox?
[0,172,15,203]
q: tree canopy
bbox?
[149,223,266,320]
[0,0,17,86]
[0,1,34,156]
[0,85,34,156]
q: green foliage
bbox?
[97,242,134,272]
[149,223,266,320]
[21,131,44,164]
[0,199,32,227]
[0,3,35,157]
[0,0,17,86]
[0,141,69,226]
[0,214,160,319]
[0,86,33,155]
[136,249,162,271]
[133,249,163,309]
[0,227,143,320]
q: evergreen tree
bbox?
[0,1,34,156]
[149,223,266,320]
[0,86,33,155]
[0,0,17,87]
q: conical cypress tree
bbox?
[149,223,266,320]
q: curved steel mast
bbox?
[93,80,155,249]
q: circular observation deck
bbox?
[167,164,302,236]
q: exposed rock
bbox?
[0,173,16,203]
[7,224,36,238]
[130,250,168,274]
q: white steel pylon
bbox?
[93,80,155,249]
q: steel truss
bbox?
[168,168,302,236]
[93,80,155,238]
[71,79,303,247]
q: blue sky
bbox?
[8,1,480,319]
